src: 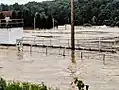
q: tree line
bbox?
[0,0,119,29]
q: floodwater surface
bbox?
[0,26,119,90]
[0,46,119,90]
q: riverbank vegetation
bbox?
[1,0,118,28]
[0,77,49,90]
[0,77,87,90]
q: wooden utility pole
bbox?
[71,0,75,50]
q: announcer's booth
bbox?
[0,16,23,44]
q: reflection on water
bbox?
[68,50,77,78]
[68,50,78,90]
[17,51,23,60]
[71,50,76,64]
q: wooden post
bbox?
[65,24,66,30]
[99,37,101,51]
[78,39,80,48]
[86,85,89,90]
[22,44,24,52]
[76,39,78,45]
[71,0,75,50]
[103,54,105,64]
[16,39,23,52]
[18,46,20,51]
[46,46,48,55]
[81,52,83,59]
[21,38,23,51]
[68,39,69,47]
[50,39,52,46]
[63,47,66,56]
[30,44,32,53]
[114,39,116,47]
[59,48,61,55]
[42,38,44,45]
[59,39,60,47]
[34,37,36,45]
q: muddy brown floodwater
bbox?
[0,46,119,90]
[1,26,119,90]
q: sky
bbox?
[0,0,51,5]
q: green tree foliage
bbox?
[23,9,33,28]
[0,4,9,11]
[47,15,53,29]
[0,77,49,90]
[0,13,5,27]
[11,11,17,19]
[0,0,119,28]
[0,13,5,19]
[0,78,6,90]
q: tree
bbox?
[17,11,23,19]
[0,13,5,19]
[23,9,33,28]
[12,3,21,11]
[0,0,119,28]
[0,4,9,11]
[0,13,5,27]
[47,15,53,29]
[11,11,17,19]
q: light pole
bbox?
[34,17,35,30]
[34,12,38,30]
[71,0,75,50]
[52,18,55,30]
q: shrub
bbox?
[0,77,48,90]
[0,77,6,90]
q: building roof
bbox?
[0,11,12,17]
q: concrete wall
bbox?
[0,28,23,44]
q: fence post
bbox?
[114,39,116,47]
[81,52,83,59]
[46,46,48,55]
[103,54,105,64]
[30,44,32,53]
[68,39,70,47]
[78,39,80,48]
[34,37,36,45]
[99,37,101,51]
[42,38,44,45]
[86,85,89,90]
[76,39,78,48]
[16,39,23,52]
[63,47,66,56]
[21,38,23,51]
[59,48,61,55]
[50,39,52,46]
[59,39,60,47]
